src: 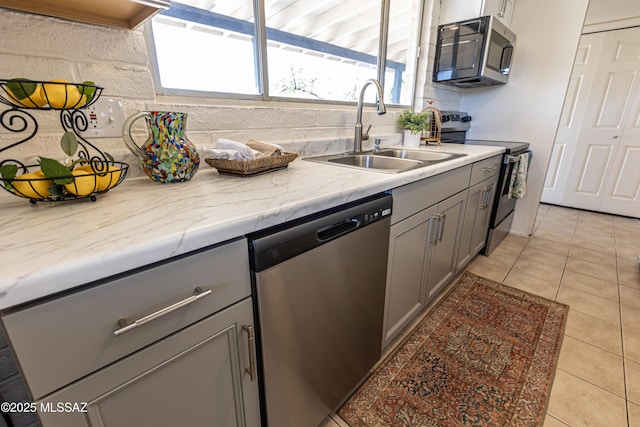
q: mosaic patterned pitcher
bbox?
[123,111,200,183]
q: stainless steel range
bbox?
[441,112,530,255]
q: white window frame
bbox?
[145,0,423,107]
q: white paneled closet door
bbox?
[551,27,640,217]
[542,33,604,204]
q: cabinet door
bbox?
[483,0,514,26]
[470,176,498,256]
[425,191,467,301]
[456,175,499,272]
[382,205,437,348]
[37,298,260,427]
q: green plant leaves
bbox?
[6,78,37,100]
[39,157,73,185]
[78,81,96,103]
[0,164,19,190]
[398,109,430,134]
[60,132,79,157]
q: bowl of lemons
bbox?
[0,131,128,203]
[0,78,102,110]
[2,161,128,203]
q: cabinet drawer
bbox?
[470,155,501,186]
[391,165,471,224]
[2,238,250,400]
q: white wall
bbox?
[459,0,589,236]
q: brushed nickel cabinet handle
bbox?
[498,0,507,17]
[438,213,447,242]
[484,189,492,208]
[430,215,441,243]
[114,287,212,336]
[242,325,257,382]
[479,188,488,209]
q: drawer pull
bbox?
[114,287,212,336]
[242,325,257,382]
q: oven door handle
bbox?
[504,154,521,164]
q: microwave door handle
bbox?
[500,45,514,73]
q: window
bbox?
[150,0,422,105]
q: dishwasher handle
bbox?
[316,217,360,242]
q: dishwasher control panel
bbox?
[363,207,392,225]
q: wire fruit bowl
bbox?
[1,162,129,203]
[0,79,103,110]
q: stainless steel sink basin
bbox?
[303,149,466,173]
[375,149,465,163]
[328,154,422,172]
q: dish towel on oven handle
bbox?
[508,151,531,199]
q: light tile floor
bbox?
[323,203,640,427]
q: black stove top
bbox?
[464,139,530,154]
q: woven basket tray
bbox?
[205,152,298,177]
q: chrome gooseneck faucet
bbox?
[354,79,386,153]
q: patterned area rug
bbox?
[339,271,568,427]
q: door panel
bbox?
[595,71,636,128]
[544,142,565,190]
[610,147,640,199]
[542,33,603,204]
[425,191,466,300]
[575,145,613,195]
[383,206,437,348]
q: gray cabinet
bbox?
[383,205,438,345]
[456,155,501,272]
[37,298,259,427]
[382,166,471,348]
[456,176,499,272]
[382,155,503,349]
[2,238,260,427]
[424,191,467,300]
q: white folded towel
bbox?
[246,139,284,156]
[216,138,264,160]
[200,147,245,161]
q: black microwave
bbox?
[433,15,516,88]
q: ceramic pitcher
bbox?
[123,111,199,183]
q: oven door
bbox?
[492,151,529,226]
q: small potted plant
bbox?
[397,109,429,147]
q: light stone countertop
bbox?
[0,143,504,310]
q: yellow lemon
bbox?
[12,170,52,199]
[43,79,82,109]
[75,165,121,191]
[103,166,122,190]
[64,170,96,196]
[6,83,48,108]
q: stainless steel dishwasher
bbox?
[249,193,392,427]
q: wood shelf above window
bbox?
[0,0,170,30]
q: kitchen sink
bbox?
[375,149,465,163]
[328,154,422,172]
[303,149,466,173]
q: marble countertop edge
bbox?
[0,144,505,310]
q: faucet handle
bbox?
[362,124,372,141]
